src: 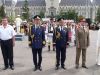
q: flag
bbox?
[12,0,17,6]
[90,0,93,3]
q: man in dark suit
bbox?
[30,15,45,71]
[53,18,69,70]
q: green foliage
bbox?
[95,7,100,22]
[56,9,78,22]
[0,4,6,22]
[39,11,45,18]
[22,0,29,20]
[8,16,15,24]
[0,5,6,18]
[67,9,78,21]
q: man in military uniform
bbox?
[75,19,90,69]
[47,18,56,51]
[30,15,45,71]
[53,18,69,70]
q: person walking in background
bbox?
[47,18,56,51]
[96,27,100,65]
[71,23,76,46]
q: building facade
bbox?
[0,0,100,21]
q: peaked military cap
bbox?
[33,15,41,19]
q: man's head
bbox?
[80,19,86,25]
[57,18,64,26]
[50,18,54,23]
[32,15,41,25]
[2,16,8,26]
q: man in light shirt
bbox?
[0,17,16,70]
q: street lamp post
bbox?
[90,0,94,22]
[86,0,89,18]
[2,0,6,14]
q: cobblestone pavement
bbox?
[0,30,100,75]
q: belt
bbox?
[1,39,12,42]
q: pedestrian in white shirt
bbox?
[96,28,100,65]
[0,17,16,70]
[71,24,76,46]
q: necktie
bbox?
[61,26,63,31]
[50,24,52,31]
[83,26,85,32]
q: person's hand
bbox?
[43,41,46,46]
[78,43,80,48]
[13,42,15,47]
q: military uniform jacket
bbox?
[31,25,45,49]
[76,26,90,49]
[53,26,69,48]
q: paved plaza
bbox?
[0,30,100,75]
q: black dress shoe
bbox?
[3,67,8,70]
[61,66,66,70]
[82,66,88,69]
[10,66,14,70]
[38,66,42,71]
[33,67,37,71]
[53,48,55,51]
[55,67,59,70]
[75,65,79,69]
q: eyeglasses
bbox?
[81,21,86,22]
[34,19,41,20]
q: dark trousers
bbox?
[32,48,42,67]
[56,46,66,67]
[75,48,86,66]
[1,39,14,68]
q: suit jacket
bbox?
[31,25,45,49]
[53,26,68,48]
[76,25,90,49]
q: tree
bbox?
[0,5,6,22]
[66,9,78,21]
[39,11,45,18]
[22,0,29,20]
[56,9,67,19]
[95,7,100,23]
[56,9,78,22]
[8,16,15,24]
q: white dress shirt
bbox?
[96,29,100,65]
[59,26,63,31]
[0,25,16,40]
